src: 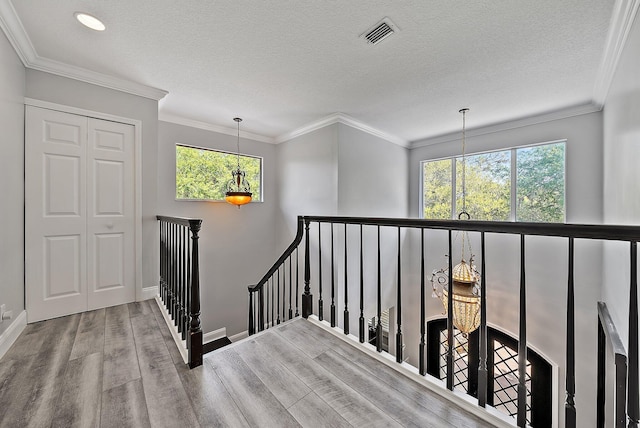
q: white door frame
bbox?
[24,97,146,302]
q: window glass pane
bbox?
[516,143,564,222]
[423,159,452,219]
[176,145,262,201]
[456,151,511,221]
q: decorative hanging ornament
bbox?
[225,117,252,207]
[430,108,481,336]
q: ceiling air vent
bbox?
[361,18,398,45]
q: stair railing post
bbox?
[565,237,576,427]
[302,218,313,318]
[187,219,203,368]
[628,241,639,428]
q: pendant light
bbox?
[431,108,481,336]
[225,117,252,207]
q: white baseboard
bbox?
[141,286,158,301]
[153,296,188,364]
[229,330,248,342]
[203,327,226,343]
[0,310,27,360]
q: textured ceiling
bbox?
[5,0,615,143]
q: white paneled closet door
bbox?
[26,106,135,322]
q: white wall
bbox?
[157,121,277,336]
[0,29,25,337]
[276,123,409,324]
[25,70,159,296]
[337,123,409,217]
[408,111,604,428]
[602,9,640,347]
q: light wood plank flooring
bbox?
[0,300,494,427]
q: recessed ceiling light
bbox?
[74,12,106,31]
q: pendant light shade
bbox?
[225,117,252,207]
[431,108,482,336]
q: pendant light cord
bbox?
[460,108,467,214]
[235,118,242,169]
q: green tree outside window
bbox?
[176,145,262,201]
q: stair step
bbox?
[203,337,232,354]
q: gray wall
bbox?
[602,9,640,346]
[25,70,159,294]
[276,122,409,337]
[408,111,604,427]
[157,121,277,336]
[0,30,26,336]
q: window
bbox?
[175,144,262,201]
[422,142,565,222]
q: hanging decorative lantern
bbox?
[225,117,252,207]
[431,108,481,336]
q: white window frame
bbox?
[420,140,566,222]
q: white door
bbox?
[26,106,135,322]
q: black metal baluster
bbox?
[396,227,403,363]
[182,225,187,337]
[186,232,191,339]
[446,230,454,390]
[478,231,488,406]
[344,223,349,335]
[302,219,312,318]
[629,241,639,428]
[289,255,293,320]
[276,266,284,324]
[179,225,185,338]
[331,222,336,327]
[359,224,365,343]
[376,225,382,353]
[271,275,275,327]
[170,222,176,320]
[566,237,576,427]
[318,222,323,320]
[419,228,426,375]
[249,290,254,335]
[295,247,300,317]
[517,234,528,427]
[259,286,264,331]
[282,263,286,322]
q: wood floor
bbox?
[0,300,495,427]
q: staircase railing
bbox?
[597,301,628,428]
[249,215,640,427]
[248,216,304,334]
[157,215,203,368]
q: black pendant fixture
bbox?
[225,117,252,207]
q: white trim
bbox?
[203,327,227,343]
[307,316,514,428]
[0,310,27,360]
[153,296,188,364]
[593,0,640,106]
[25,97,145,306]
[229,330,249,342]
[140,287,158,302]
[0,0,167,101]
[411,102,600,149]
[275,112,409,147]
[159,114,274,144]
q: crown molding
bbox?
[159,113,275,144]
[411,102,601,149]
[0,0,167,101]
[593,0,640,106]
[275,112,408,147]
